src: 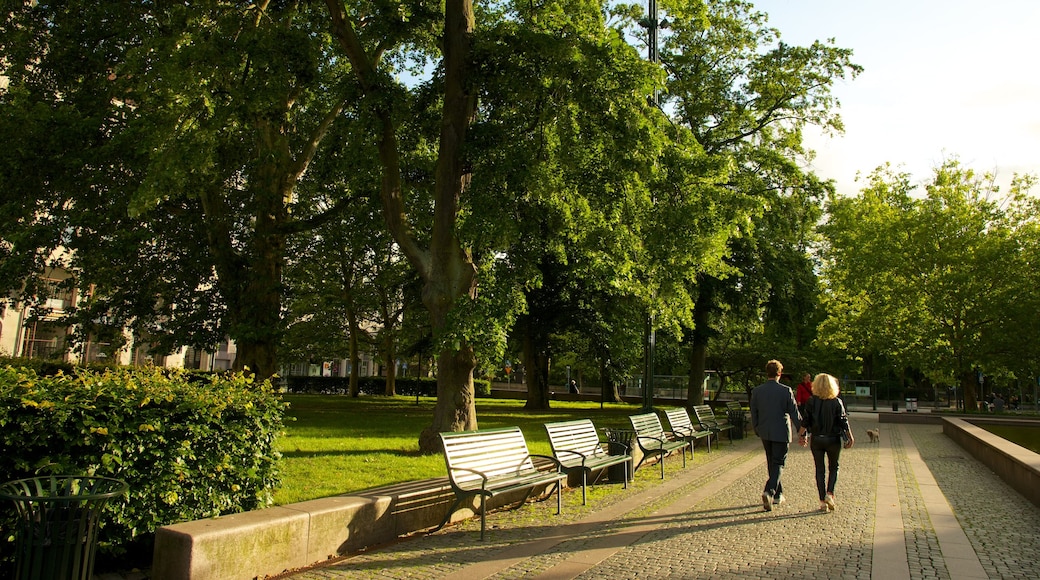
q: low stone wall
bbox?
[942,417,1040,510]
[150,477,565,580]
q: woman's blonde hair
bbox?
[812,373,840,400]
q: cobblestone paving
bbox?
[284,438,758,579]
[569,418,877,580]
[890,425,951,580]
[282,420,1040,580]
[907,425,1040,580]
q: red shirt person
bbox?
[795,373,813,414]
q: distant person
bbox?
[750,359,800,511]
[795,373,813,418]
[798,373,854,512]
[568,379,579,394]
[993,393,1005,413]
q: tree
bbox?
[819,161,1037,411]
[647,0,860,404]
[1,1,359,378]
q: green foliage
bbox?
[819,161,1039,408]
[0,366,286,566]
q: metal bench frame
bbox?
[628,413,690,479]
[662,408,714,454]
[545,419,631,505]
[437,427,566,540]
[693,404,735,444]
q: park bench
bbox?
[544,419,631,504]
[628,413,690,479]
[725,401,750,434]
[662,407,714,454]
[437,427,567,540]
[693,404,735,444]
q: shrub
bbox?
[0,366,286,570]
[282,375,490,397]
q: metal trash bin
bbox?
[905,398,918,412]
[0,475,128,580]
[602,428,637,483]
[727,410,746,439]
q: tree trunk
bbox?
[521,319,552,410]
[961,368,978,412]
[346,308,361,397]
[384,334,397,396]
[599,358,622,403]
[418,345,477,452]
[687,291,711,407]
[325,0,479,454]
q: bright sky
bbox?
[750,0,1040,196]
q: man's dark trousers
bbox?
[762,439,788,497]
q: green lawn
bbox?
[273,394,641,505]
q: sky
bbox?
[749,0,1040,196]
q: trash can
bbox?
[892,401,899,412]
[726,410,746,439]
[905,398,918,412]
[0,475,128,580]
[602,428,637,483]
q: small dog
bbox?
[866,428,880,443]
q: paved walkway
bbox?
[280,416,1040,580]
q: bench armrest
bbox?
[554,449,589,461]
[527,454,564,472]
[448,466,490,487]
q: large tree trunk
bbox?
[521,318,552,410]
[687,289,712,407]
[961,368,978,412]
[418,345,478,452]
[326,0,478,454]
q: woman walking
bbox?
[797,373,854,512]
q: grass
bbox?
[273,394,641,505]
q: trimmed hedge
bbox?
[282,375,492,397]
[0,366,286,571]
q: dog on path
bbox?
[866,428,880,443]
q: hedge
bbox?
[282,375,492,397]
[0,366,286,571]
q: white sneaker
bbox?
[773,493,785,506]
[825,493,836,511]
[762,492,773,512]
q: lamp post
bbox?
[639,0,665,412]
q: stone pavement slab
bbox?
[279,419,1040,580]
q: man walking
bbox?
[750,359,800,511]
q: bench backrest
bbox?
[545,419,603,459]
[629,413,665,438]
[439,427,534,486]
[725,401,742,412]
[663,408,694,432]
[693,404,716,424]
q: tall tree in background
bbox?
[819,161,1037,412]
[651,0,860,404]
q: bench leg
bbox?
[431,494,467,534]
[581,468,588,505]
[479,493,487,540]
